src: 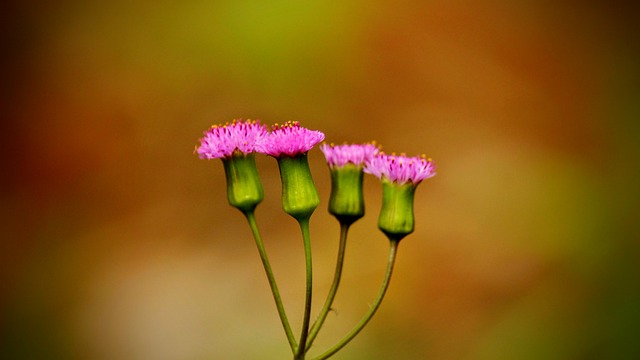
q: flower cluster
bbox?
[197,119,268,159]
[196,118,437,360]
[257,121,325,157]
[320,143,379,168]
[364,152,436,185]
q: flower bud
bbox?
[222,152,264,213]
[276,154,320,221]
[328,164,365,225]
[257,122,324,221]
[377,179,416,241]
[196,119,268,214]
[320,143,378,225]
[365,152,436,241]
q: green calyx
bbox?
[328,164,365,225]
[276,154,320,221]
[222,152,264,213]
[378,179,416,241]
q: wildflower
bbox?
[364,153,436,241]
[320,143,379,169]
[320,143,379,224]
[197,119,268,159]
[364,152,436,185]
[258,122,324,221]
[257,121,325,157]
[196,119,268,213]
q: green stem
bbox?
[311,240,399,360]
[244,211,298,354]
[305,223,350,352]
[295,218,314,360]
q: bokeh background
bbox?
[2,0,639,359]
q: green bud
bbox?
[378,179,416,241]
[328,164,365,225]
[222,152,264,213]
[276,154,320,221]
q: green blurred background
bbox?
[2,0,639,359]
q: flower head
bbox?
[197,119,268,159]
[257,121,325,157]
[320,143,379,168]
[365,153,436,185]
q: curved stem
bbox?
[311,240,399,360]
[305,223,350,352]
[295,218,314,360]
[244,211,298,353]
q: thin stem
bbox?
[305,223,350,352]
[295,218,314,360]
[311,240,399,360]
[244,211,298,354]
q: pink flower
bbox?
[257,121,325,157]
[196,119,269,159]
[320,143,379,168]
[364,152,436,185]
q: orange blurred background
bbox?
[2,1,639,359]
